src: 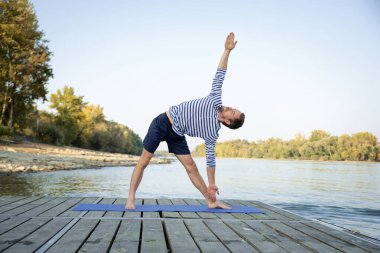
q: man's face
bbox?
[224,106,242,124]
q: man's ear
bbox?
[225,119,231,126]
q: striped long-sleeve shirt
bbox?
[169,68,227,168]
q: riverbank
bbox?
[0,141,169,174]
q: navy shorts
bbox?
[143,112,190,155]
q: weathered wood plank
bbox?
[246,201,293,220]
[157,198,181,218]
[84,198,116,218]
[141,220,167,253]
[78,220,120,253]
[143,198,160,218]
[123,199,142,218]
[252,201,308,221]
[0,196,44,214]
[17,197,68,217]
[304,221,380,252]
[0,217,51,251]
[171,198,199,219]
[58,197,98,217]
[234,199,273,220]
[45,218,99,253]
[0,197,55,217]
[204,219,259,253]
[2,218,72,253]
[244,220,313,253]
[264,221,342,252]
[104,198,126,217]
[0,216,30,235]
[38,197,83,217]
[223,199,256,220]
[224,220,287,253]
[0,196,28,207]
[109,220,141,253]
[184,219,229,253]
[185,199,218,219]
[164,219,200,253]
[284,221,369,253]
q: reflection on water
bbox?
[0,158,379,240]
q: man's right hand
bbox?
[125,198,135,210]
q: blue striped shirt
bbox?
[169,68,227,168]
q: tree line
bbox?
[193,130,379,162]
[0,0,143,155]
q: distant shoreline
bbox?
[0,142,170,175]
[191,156,380,164]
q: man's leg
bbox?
[125,148,154,209]
[175,154,209,200]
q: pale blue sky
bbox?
[31,0,380,150]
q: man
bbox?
[125,32,245,209]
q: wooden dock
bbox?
[0,196,379,253]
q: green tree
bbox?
[0,0,53,132]
[50,86,85,145]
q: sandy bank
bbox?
[0,142,169,174]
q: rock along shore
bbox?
[0,142,169,174]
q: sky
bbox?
[31,0,380,151]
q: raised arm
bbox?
[218,32,237,70]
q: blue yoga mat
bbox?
[72,203,264,213]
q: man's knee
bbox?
[185,160,198,174]
[138,149,153,169]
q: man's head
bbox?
[219,106,245,129]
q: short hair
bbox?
[223,112,245,129]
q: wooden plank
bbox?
[234,199,273,220]
[246,201,293,221]
[0,216,9,223]
[109,220,141,253]
[104,198,126,217]
[123,199,142,218]
[45,218,99,253]
[84,197,116,218]
[0,196,44,214]
[140,198,167,253]
[185,198,218,219]
[0,217,51,251]
[251,201,308,221]
[78,219,120,253]
[171,198,199,219]
[143,198,160,218]
[0,197,55,217]
[17,197,68,217]
[184,219,229,253]
[0,196,28,207]
[284,221,372,253]
[157,198,181,218]
[204,219,259,253]
[198,199,237,220]
[264,221,342,252]
[2,218,72,253]
[0,216,30,235]
[223,199,255,220]
[244,220,313,253]
[164,219,200,253]
[38,197,83,217]
[141,220,167,253]
[58,197,98,217]
[224,220,287,253]
[304,221,380,252]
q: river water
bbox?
[1,158,379,240]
